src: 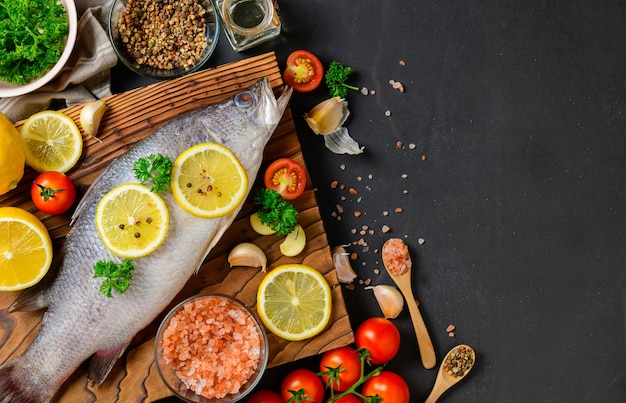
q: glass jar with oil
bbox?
[215,0,281,51]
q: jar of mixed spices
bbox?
[214,0,281,51]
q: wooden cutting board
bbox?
[0,52,354,402]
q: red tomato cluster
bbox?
[246,318,409,403]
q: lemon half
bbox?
[21,110,83,173]
[0,207,53,291]
[171,142,248,218]
[95,184,169,259]
[257,264,332,341]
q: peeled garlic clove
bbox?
[332,245,357,283]
[366,284,404,319]
[80,100,108,138]
[228,242,267,271]
[250,211,276,235]
[304,97,350,135]
[280,224,306,257]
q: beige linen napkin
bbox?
[0,1,118,122]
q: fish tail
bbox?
[0,360,50,403]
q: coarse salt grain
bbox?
[161,296,262,400]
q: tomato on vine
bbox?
[281,369,325,403]
[319,346,361,392]
[361,371,410,403]
[355,318,401,364]
[246,389,283,403]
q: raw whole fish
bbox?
[0,78,292,403]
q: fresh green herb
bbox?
[133,153,173,194]
[325,61,360,98]
[0,0,69,85]
[254,188,299,236]
[93,259,135,298]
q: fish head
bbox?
[205,79,292,157]
[231,78,292,130]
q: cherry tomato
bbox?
[319,346,361,392]
[355,317,400,364]
[264,158,306,200]
[281,369,324,403]
[361,371,410,403]
[283,50,324,92]
[246,389,283,403]
[332,395,363,403]
[31,171,76,215]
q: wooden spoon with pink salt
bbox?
[382,237,436,369]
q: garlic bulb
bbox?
[332,245,357,283]
[366,284,404,319]
[227,242,267,271]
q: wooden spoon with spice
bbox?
[381,238,436,369]
[425,344,476,402]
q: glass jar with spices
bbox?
[214,0,281,51]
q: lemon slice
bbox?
[95,184,169,258]
[21,110,83,173]
[0,207,53,291]
[257,264,332,341]
[171,142,248,218]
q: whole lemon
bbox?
[0,113,25,195]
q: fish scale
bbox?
[0,79,292,403]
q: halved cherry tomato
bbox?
[283,50,324,92]
[361,371,410,403]
[31,171,76,215]
[281,369,324,403]
[264,158,306,200]
[246,389,283,403]
[355,317,401,365]
[319,346,361,392]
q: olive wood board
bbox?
[0,52,354,402]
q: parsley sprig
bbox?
[93,260,135,298]
[133,153,173,194]
[325,61,360,98]
[254,188,299,236]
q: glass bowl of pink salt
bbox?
[155,293,268,403]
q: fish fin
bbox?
[71,163,115,225]
[7,285,50,313]
[87,342,130,386]
[0,359,52,403]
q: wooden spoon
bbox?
[425,344,476,402]
[381,238,436,369]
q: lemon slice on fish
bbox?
[0,207,53,291]
[95,184,169,258]
[171,142,248,218]
[257,264,332,341]
[21,110,83,173]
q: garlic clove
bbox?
[228,242,267,271]
[322,127,364,155]
[250,211,276,235]
[80,100,108,139]
[280,224,306,257]
[304,97,350,135]
[332,245,357,283]
[366,284,404,319]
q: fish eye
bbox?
[234,91,255,108]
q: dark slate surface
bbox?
[113,1,626,401]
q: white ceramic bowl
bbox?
[0,0,78,98]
